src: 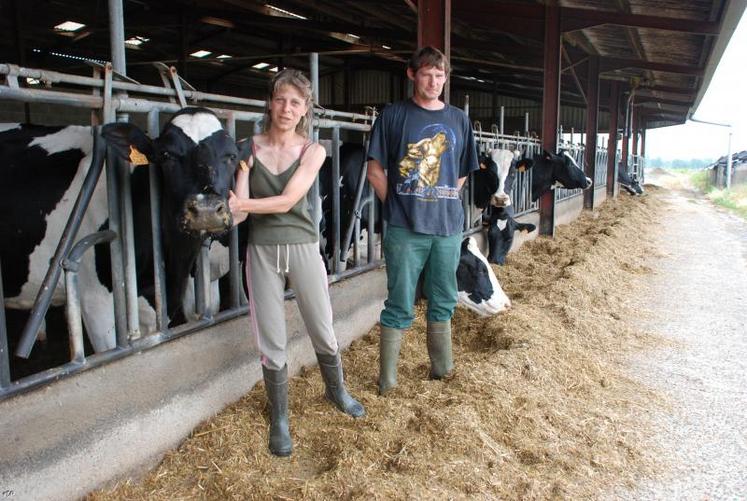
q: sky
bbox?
[645,9,747,161]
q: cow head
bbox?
[103,108,250,239]
[456,237,511,316]
[618,167,644,195]
[531,149,592,201]
[473,148,533,209]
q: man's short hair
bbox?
[407,46,450,74]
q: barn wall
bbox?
[0,269,387,501]
[555,193,586,226]
[593,185,608,206]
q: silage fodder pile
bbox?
[91,189,668,500]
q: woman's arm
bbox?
[229,143,326,215]
[230,153,253,225]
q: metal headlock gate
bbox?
[0,57,379,400]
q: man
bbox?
[366,46,479,395]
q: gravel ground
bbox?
[612,179,747,500]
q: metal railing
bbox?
[555,139,585,201]
[0,59,376,399]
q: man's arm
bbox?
[367,158,388,202]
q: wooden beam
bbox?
[540,1,560,237]
[607,81,620,198]
[418,0,451,102]
[584,55,599,209]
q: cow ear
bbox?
[542,149,553,161]
[516,158,534,172]
[102,123,154,166]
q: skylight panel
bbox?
[55,21,86,32]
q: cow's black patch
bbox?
[0,126,85,297]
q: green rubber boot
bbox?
[262,364,292,457]
[427,321,454,379]
[378,326,403,395]
[316,351,366,417]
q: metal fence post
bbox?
[225,113,242,309]
[0,257,10,388]
[146,109,168,330]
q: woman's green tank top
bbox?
[246,150,319,245]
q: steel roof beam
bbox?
[453,1,720,37]
[601,57,704,75]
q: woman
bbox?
[229,69,365,457]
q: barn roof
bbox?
[1,0,745,130]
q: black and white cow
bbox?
[471,147,593,264]
[456,236,511,316]
[1,108,247,354]
[531,149,592,201]
[617,167,643,195]
[473,148,536,264]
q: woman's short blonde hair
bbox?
[262,69,314,136]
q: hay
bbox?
[89,191,669,500]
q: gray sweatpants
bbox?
[245,242,338,370]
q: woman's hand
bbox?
[228,190,244,213]
[228,190,249,226]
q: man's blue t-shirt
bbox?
[367,99,479,237]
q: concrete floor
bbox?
[612,178,747,500]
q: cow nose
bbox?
[183,194,231,235]
[491,193,511,207]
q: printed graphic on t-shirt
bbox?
[396,124,459,201]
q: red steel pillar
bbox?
[620,91,632,179]
[539,1,561,236]
[418,0,451,103]
[606,81,621,198]
[584,55,600,210]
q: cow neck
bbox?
[162,230,202,322]
[531,158,552,201]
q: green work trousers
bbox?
[380,224,462,329]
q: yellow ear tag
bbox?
[517,165,526,173]
[129,146,149,166]
[239,160,249,172]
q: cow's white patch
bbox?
[496,219,508,231]
[0,123,21,134]
[563,150,580,169]
[458,237,511,316]
[171,112,222,144]
[489,148,515,206]
[209,241,230,280]
[29,125,92,156]
[196,193,205,201]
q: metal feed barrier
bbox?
[0,58,378,400]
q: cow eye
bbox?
[159,150,173,162]
[224,153,237,163]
